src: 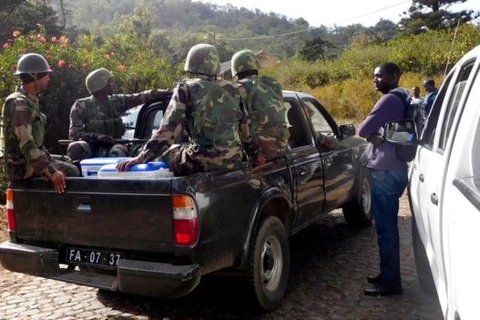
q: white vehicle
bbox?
[385,45,480,320]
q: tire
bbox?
[412,216,436,294]
[246,216,290,311]
[342,168,373,228]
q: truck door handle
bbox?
[324,157,332,169]
[419,174,424,182]
[75,197,92,213]
[431,193,438,205]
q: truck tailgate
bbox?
[11,177,174,252]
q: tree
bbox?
[0,0,63,44]
[399,0,476,34]
[366,19,397,44]
[298,37,334,62]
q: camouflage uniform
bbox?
[67,68,169,161]
[1,89,79,180]
[231,50,289,163]
[136,44,243,176]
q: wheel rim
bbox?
[260,235,283,292]
[361,179,372,217]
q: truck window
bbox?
[144,110,164,139]
[121,105,142,140]
[285,99,311,148]
[301,99,335,144]
[422,74,453,149]
[438,61,475,151]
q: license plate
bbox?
[66,248,124,267]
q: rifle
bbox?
[58,138,148,146]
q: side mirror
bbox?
[339,124,356,137]
[384,120,418,144]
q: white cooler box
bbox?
[79,157,131,177]
[98,161,173,178]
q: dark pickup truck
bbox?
[0,90,371,310]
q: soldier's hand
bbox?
[50,171,67,194]
[117,157,142,172]
[324,136,340,149]
[96,134,115,145]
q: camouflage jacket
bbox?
[138,76,243,171]
[69,89,169,141]
[1,88,58,179]
[236,75,289,160]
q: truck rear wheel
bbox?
[247,216,289,311]
[412,216,436,294]
[342,169,373,228]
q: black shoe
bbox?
[364,282,403,296]
[367,274,382,284]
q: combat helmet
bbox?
[231,49,261,78]
[15,53,52,75]
[184,43,220,76]
[85,68,114,94]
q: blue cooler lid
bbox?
[80,157,131,166]
[100,161,169,172]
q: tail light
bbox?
[6,189,16,231]
[172,194,198,245]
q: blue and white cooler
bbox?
[79,157,131,177]
[97,161,173,178]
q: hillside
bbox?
[53,0,392,59]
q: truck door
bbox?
[284,97,326,228]
[300,98,354,212]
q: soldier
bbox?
[1,53,79,194]
[117,43,243,176]
[67,68,170,162]
[230,49,289,165]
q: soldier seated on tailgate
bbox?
[66,68,170,162]
[117,43,243,176]
[1,53,79,194]
[230,49,289,166]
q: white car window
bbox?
[438,61,474,151]
[421,74,453,149]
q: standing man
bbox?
[67,68,170,162]
[410,86,424,106]
[358,62,409,296]
[117,43,243,176]
[410,85,426,135]
[422,78,438,119]
[230,49,289,165]
[1,53,79,194]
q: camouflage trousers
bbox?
[251,126,290,162]
[164,144,243,176]
[67,141,129,161]
[3,156,79,180]
[51,156,80,177]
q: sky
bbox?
[194,0,480,28]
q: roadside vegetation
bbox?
[269,24,480,120]
[0,0,478,146]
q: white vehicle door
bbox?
[442,57,480,320]
[408,65,468,311]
